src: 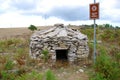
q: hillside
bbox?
[0,26,120,80]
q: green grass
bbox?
[16,70,43,80]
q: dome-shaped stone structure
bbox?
[29,24,89,63]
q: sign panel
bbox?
[90,3,99,19]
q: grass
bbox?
[0,27,120,80]
[16,70,44,80]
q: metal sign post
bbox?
[93,18,96,64]
[90,0,99,64]
[93,0,96,64]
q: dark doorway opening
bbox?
[55,49,68,61]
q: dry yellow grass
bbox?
[0,28,30,39]
[0,26,53,39]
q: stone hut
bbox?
[29,24,89,63]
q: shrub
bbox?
[100,29,120,43]
[28,25,37,32]
[90,73,107,80]
[91,48,120,80]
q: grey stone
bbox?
[29,24,89,63]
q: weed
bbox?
[1,70,16,80]
[42,49,49,62]
[114,52,120,64]
[5,60,14,70]
[46,70,57,80]
[90,73,107,80]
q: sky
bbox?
[0,0,120,28]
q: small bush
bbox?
[28,25,37,32]
[91,48,120,80]
[46,70,57,80]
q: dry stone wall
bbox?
[30,24,89,63]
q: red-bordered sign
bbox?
[90,3,99,19]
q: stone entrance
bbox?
[55,49,68,61]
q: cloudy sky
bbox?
[0,0,120,28]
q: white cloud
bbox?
[0,0,11,10]
[36,0,92,13]
[0,12,45,27]
[0,0,120,28]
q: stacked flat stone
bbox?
[29,24,89,63]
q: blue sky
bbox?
[0,0,120,28]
